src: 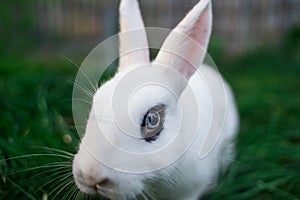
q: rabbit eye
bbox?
[141,104,165,142]
[146,112,160,128]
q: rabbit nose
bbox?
[76,168,109,188]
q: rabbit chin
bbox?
[75,180,144,200]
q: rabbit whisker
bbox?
[61,54,98,93]
[68,185,80,200]
[23,166,71,188]
[8,162,72,175]
[140,192,149,200]
[2,153,73,162]
[22,145,75,157]
[52,176,75,200]
[70,97,93,105]
[71,81,95,98]
[48,173,74,198]
[143,188,156,200]
[38,170,73,191]
[69,187,80,200]
[77,191,85,200]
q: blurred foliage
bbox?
[0,16,299,199]
[0,54,81,199]
[0,0,38,55]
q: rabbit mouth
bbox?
[74,178,97,193]
[95,184,118,200]
[77,179,120,200]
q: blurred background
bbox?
[0,0,299,199]
[1,0,300,56]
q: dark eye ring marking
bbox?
[141,104,166,142]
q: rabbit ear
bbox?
[154,0,212,87]
[118,0,150,72]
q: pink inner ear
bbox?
[154,1,212,81]
[180,4,212,78]
[178,57,197,78]
[189,5,211,51]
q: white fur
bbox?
[119,0,149,71]
[72,0,239,199]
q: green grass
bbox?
[0,29,300,199]
[0,55,80,199]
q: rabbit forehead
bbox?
[128,84,175,123]
[93,65,178,118]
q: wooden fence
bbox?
[7,0,300,54]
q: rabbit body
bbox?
[72,0,239,199]
[143,64,238,200]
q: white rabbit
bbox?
[72,0,239,199]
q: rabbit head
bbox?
[72,0,213,199]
